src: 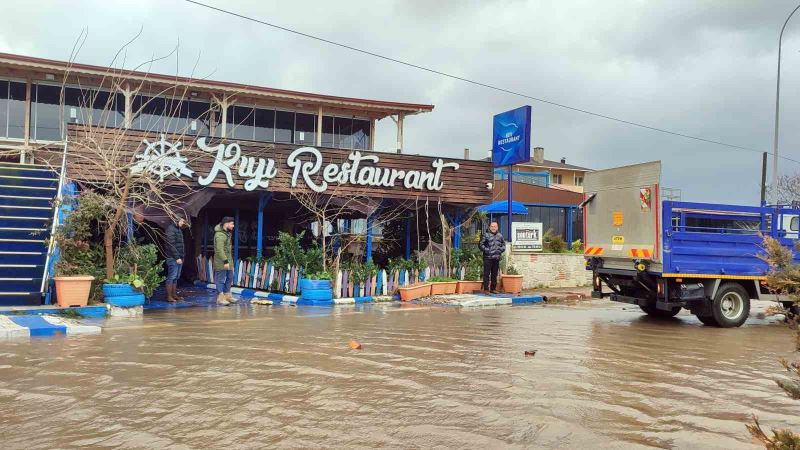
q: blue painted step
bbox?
[0,165,59,179]
[8,315,66,336]
[0,227,49,240]
[0,240,48,252]
[0,185,57,198]
[0,175,57,188]
[0,293,41,307]
[0,195,52,207]
[0,205,52,218]
[0,279,44,292]
[0,217,50,228]
[0,252,46,265]
[0,265,45,277]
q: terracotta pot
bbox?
[54,276,95,307]
[399,283,432,301]
[456,280,483,294]
[501,275,523,294]
[430,281,457,295]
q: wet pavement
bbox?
[0,300,798,449]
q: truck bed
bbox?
[662,201,800,278]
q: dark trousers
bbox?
[483,258,500,291]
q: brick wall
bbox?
[509,252,592,289]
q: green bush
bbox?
[271,231,306,269]
[504,266,520,275]
[113,243,164,299]
[543,230,568,253]
[304,271,331,281]
[347,260,378,284]
[570,239,584,253]
[428,276,456,282]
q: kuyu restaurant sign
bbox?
[131,135,460,193]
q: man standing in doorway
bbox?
[164,216,189,302]
[213,216,237,306]
[479,221,505,293]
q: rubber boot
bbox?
[226,292,238,303]
[173,284,185,301]
[166,284,177,302]
[216,293,230,306]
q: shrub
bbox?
[428,276,456,282]
[113,243,164,299]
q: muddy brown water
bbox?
[0,301,798,449]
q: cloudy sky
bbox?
[2,0,799,203]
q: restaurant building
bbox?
[0,52,492,305]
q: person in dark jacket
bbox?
[479,221,506,293]
[164,216,189,302]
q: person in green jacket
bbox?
[213,216,236,306]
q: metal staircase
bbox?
[0,162,59,306]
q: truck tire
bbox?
[639,304,681,318]
[710,283,750,328]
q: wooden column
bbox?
[396,113,404,153]
[369,118,375,150]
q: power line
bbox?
[184,0,800,165]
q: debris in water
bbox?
[524,350,537,357]
[348,340,362,350]
[250,299,273,305]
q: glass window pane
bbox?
[335,117,353,149]
[321,116,334,147]
[0,81,8,138]
[352,119,370,150]
[33,84,61,141]
[133,95,166,132]
[164,98,189,134]
[230,105,255,140]
[275,110,293,143]
[8,81,27,139]
[294,112,316,145]
[89,90,117,128]
[187,100,211,135]
[253,108,274,142]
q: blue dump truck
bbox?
[583,161,799,327]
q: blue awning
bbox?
[477,200,528,215]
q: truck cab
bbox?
[583,161,800,327]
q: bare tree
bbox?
[774,173,800,206]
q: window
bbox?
[294,112,316,145]
[321,116,334,147]
[791,216,798,232]
[228,105,255,140]
[0,80,28,139]
[33,84,62,141]
[575,176,583,186]
[163,98,188,134]
[335,117,353,149]
[253,108,275,141]
[133,95,166,132]
[552,174,562,184]
[352,119,370,150]
[187,100,212,135]
[275,110,294,143]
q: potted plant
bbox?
[51,193,105,307]
[501,265,523,294]
[457,254,484,294]
[398,282,432,301]
[428,276,458,295]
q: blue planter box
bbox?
[103,283,137,298]
[299,278,333,305]
[106,293,146,307]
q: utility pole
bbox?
[760,152,768,205]
[772,4,800,203]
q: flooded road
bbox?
[1,301,798,449]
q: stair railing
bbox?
[40,139,69,296]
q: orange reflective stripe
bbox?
[642,249,651,258]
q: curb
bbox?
[197,281,394,306]
[0,314,101,338]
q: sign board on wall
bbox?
[511,222,543,251]
[492,105,532,167]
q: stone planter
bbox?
[430,281,457,295]
[501,275,523,294]
[456,280,483,294]
[399,283,432,301]
[54,276,95,307]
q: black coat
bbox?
[164,223,185,260]
[479,230,506,260]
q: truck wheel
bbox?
[711,283,750,328]
[639,304,681,318]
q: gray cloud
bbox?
[2,0,799,204]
